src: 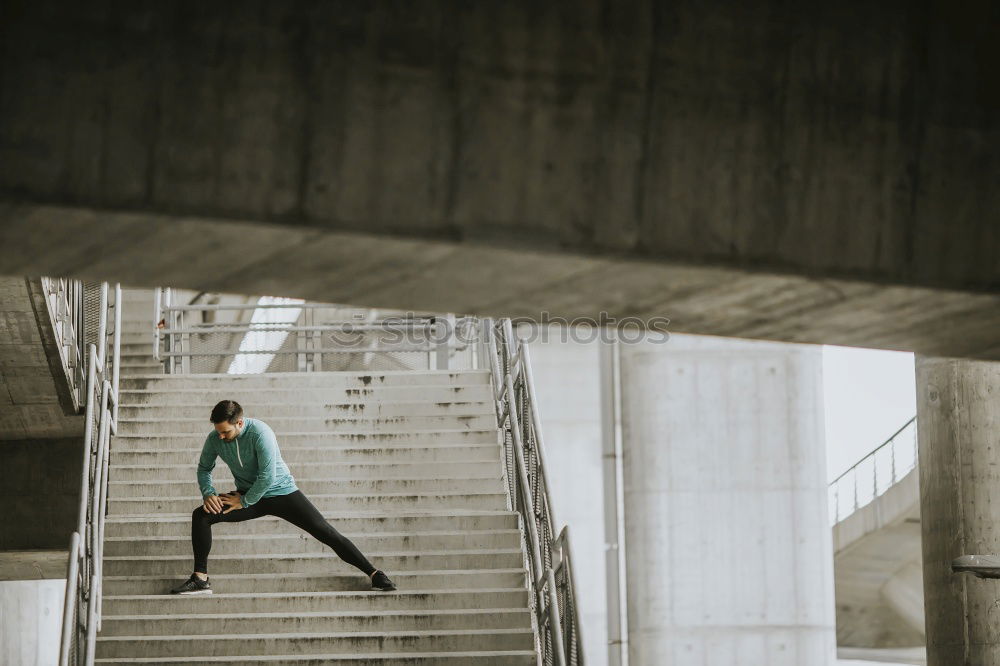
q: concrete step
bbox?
[104,512,517,538]
[101,589,530,615]
[99,608,532,636]
[119,323,155,333]
[119,362,159,372]
[116,415,497,435]
[108,492,509,515]
[118,334,155,344]
[120,384,494,404]
[111,444,503,465]
[103,550,525,577]
[108,477,505,497]
[112,431,499,449]
[118,343,156,355]
[101,568,527,595]
[110,460,502,481]
[94,651,537,665]
[104,530,522,557]
[95,628,534,658]
[118,401,494,419]
[120,370,490,390]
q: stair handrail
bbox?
[828,416,917,524]
[481,318,584,666]
[39,277,88,411]
[59,283,122,666]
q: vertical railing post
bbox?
[852,468,859,514]
[311,308,322,371]
[180,310,191,374]
[890,434,897,484]
[296,312,307,372]
[153,287,162,362]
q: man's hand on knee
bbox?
[218,491,244,514]
[203,494,224,514]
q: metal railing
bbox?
[828,416,917,524]
[152,288,478,373]
[59,283,122,666]
[39,277,88,411]
[480,318,583,666]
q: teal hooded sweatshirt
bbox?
[197,417,298,508]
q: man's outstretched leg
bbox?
[267,489,397,591]
[169,495,267,595]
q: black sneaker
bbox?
[169,573,213,595]
[371,570,396,591]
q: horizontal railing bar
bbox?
[163,303,435,312]
[156,346,437,358]
[158,323,438,334]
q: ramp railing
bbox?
[480,318,584,666]
[828,416,918,524]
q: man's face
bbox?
[215,419,244,441]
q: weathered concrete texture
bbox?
[0,578,66,666]
[0,2,997,306]
[0,550,68,581]
[916,357,1000,666]
[619,334,835,665]
[4,206,1000,362]
[0,438,82,549]
[0,276,85,440]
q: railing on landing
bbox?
[152,288,478,373]
[828,416,918,525]
[480,318,583,666]
[56,282,122,666]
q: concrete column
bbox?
[619,334,835,665]
[916,356,1000,665]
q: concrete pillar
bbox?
[619,334,835,665]
[916,356,1000,665]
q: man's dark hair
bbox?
[210,400,243,424]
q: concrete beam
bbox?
[4,204,1000,360]
[0,1,996,300]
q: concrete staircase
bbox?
[95,290,537,664]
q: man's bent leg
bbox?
[191,501,267,574]
[267,490,376,575]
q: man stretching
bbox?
[168,399,396,594]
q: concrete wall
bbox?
[524,329,836,664]
[0,579,65,666]
[0,438,82,550]
[619,334,835,665]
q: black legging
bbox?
[191,489,375,575]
